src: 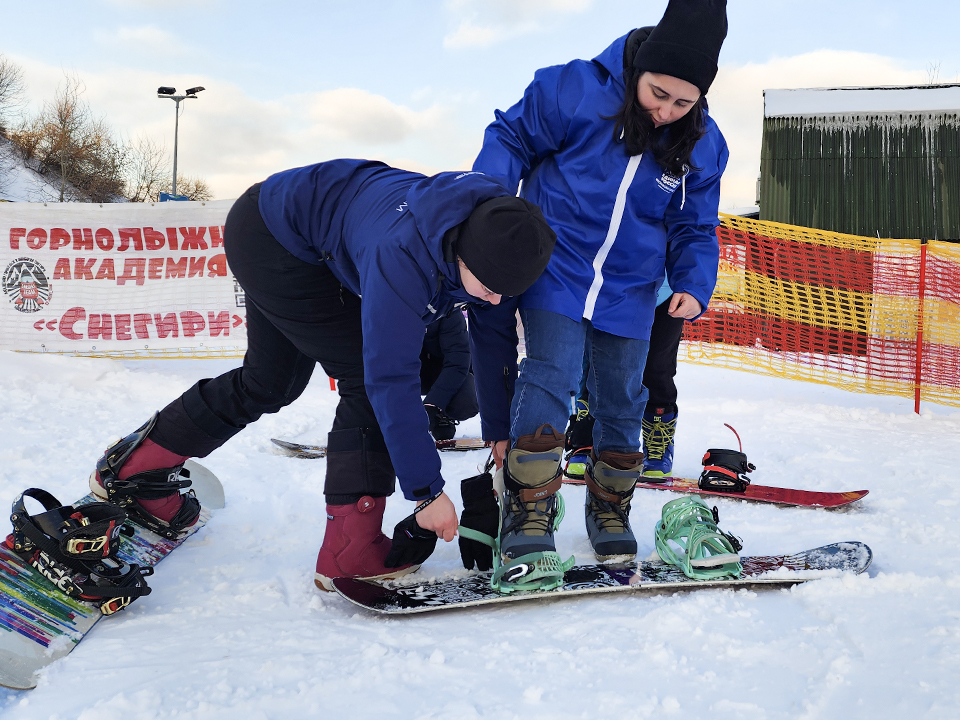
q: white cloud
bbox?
[94,26,188,58]
[443,0,594,49]
[7,54,459,200]
[709,50,926,209]
[305,89,443,145]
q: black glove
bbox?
[458,471,499,571]
[424,404,457,442]
[384,512,438,568]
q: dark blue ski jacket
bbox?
[473,32,728,340]
[258,160,519,501]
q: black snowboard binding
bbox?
[698,424,756,494]
[7,489,153,615]
[93,413,201,540]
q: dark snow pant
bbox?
[149,184,395,504]
[642,299,686,410]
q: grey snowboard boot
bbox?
[499,425,565,560]
[584,450,644,561]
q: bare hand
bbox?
[491,440,509,469]
[667,292,702,319]
[415,492,458,542]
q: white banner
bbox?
[0,200,246,356]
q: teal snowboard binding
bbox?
[654,495,742,580]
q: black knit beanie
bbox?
[632,0,727,95]
[454,196,556,297]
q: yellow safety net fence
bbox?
[680,214,960,409]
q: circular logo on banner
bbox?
[3,257,52,313]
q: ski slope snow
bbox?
[0,350,957,718]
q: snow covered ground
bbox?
[0,350,958,719]
[0,138,66,203]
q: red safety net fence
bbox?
[679,214,960,410]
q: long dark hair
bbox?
[608,66,707,177]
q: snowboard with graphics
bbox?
[333,542,872,615]
[271,437,487,459]
[0,461,223,690]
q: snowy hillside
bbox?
[0,351,958,718]
[0,136,70,203]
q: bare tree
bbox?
[11,73,127,202]
[0,54,26,135]
[125,134,170,202]
[174,174,213,201]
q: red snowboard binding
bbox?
[698,424,756,494]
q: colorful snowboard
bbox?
[333,542,872,614]
[563,474,868,509]
[0,460,223,690]
[271,437,487,459]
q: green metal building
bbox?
[760,84,960,241]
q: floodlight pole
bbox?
[157,87,204,196]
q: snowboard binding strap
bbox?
[8,489,153,615]
[95,413,201,539]
[698,424,756,494]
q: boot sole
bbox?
[314,564,420,592]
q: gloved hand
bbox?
[458,471,499,571]
[384,512,439,568]
[424,403,457,442]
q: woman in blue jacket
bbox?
[89,160,555,589]
[467,0,729,567]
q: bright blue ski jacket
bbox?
[258,161,520,501]
[473,32,729,340]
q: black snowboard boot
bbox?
[499,425,565,560]
[584,450,643,560]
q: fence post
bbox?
[914,239,928,414]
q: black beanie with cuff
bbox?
[454,196,556,298]
[632,0,728,95]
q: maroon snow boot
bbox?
[90,413,201,539]
[314,496,417,591]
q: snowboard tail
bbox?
[333,542,872,614]
[0,460,222,690]
[563,475,868,508]
[271,437,487,459]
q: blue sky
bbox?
[2,0,958,205]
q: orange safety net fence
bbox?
[680,213,960,409]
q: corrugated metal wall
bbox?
[760,113,960,240]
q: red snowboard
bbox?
[563,475,868,509]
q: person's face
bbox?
[458,259,502,305]
[636,72,701,128]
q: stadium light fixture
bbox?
[156,85,205,197]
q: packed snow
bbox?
[0,350,958,719]
[764,85,960,117]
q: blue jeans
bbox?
[511,309,649,453]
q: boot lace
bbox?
[642,415,677,461]
[503,493,564,537]
[588,493,632,533]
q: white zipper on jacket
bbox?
[583,153,642,321]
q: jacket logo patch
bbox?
[396,201,408,213]
[656,172,682,194]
